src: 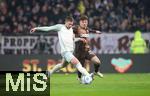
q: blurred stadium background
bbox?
[0,0,150,96]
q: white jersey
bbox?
[58,25,74,53]
[35,24,74,53]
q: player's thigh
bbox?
[86,50,101,64]
[62,51,79,64]
[91,55,101,64]
[75,54,86,66]
[62,60,69,67]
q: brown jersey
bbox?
[74,26,90,48]
[73,25,95,59]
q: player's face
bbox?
[79,20,88,29]
[65,21,74,29]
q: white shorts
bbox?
[62,51,75,62]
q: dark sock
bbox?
[94,64,100,73]
[77,71,82,78]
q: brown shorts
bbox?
[74,49,95,60]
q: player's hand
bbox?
[80,38,87,43]
[30,28,36,34]
[95,31,102,34]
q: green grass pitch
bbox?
[50,73,150,96]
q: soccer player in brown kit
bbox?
[73,15,103,81]
[30,16,93,80]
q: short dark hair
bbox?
[79,15,88,21]
[65,16,74,22]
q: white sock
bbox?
[75,63,90,76]
[49,63,63,76]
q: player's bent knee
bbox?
[96,59,101,64]
[93,59,101,65]
[91,56,101,64]
[71,57,79,64]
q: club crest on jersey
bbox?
[111,58,133,73]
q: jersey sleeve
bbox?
[73,25,78,34]
[89,28,101,34]
[35,24,63,32]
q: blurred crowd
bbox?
[0,0,150,35]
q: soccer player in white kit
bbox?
[30,16,92,78]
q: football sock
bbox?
[77,71,82,78]
[49,63,63,76]
[94,64,100,73]
[75,63,90,76]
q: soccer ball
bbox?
[81,75,93,84]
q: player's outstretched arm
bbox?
[95,30,102,34]
[30,24,63,34]
[89,29,102,34]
